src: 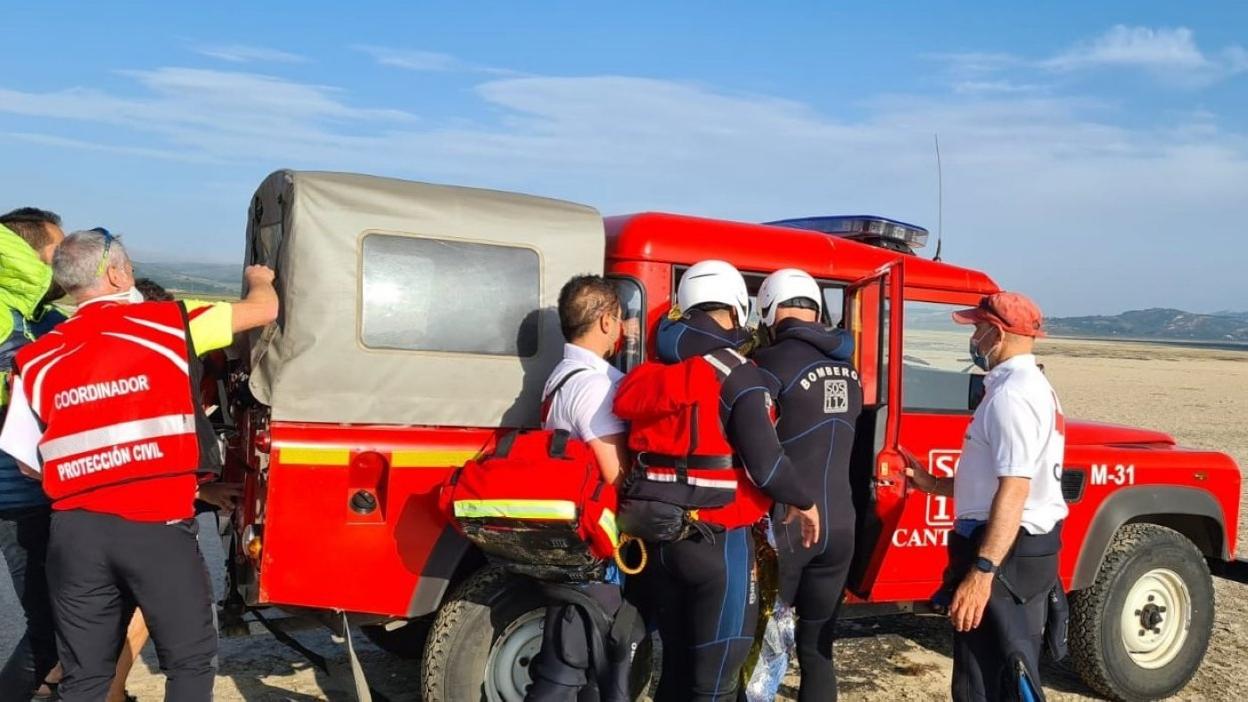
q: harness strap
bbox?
[636,452,735,470]
[540,367,589,424]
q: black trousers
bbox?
[644,526,758,702]
[776,515,854,702]
[527,581,644,702]
[0,505,57,700]
[47,509,217,702]
[946,525,1062,702]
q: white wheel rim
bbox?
[485,608,546,702]
[1119,568,1192,669]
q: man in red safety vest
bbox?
[613,260,819,702]
[0,229,278,702]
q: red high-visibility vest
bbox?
[16,301,200,505]
[613,348,770,530]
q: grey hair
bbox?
[53,230,132,296]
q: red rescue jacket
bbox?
[613,348,770,529]
[16,301,201,510]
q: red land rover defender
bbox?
[222,171,1245,702]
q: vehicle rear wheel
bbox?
[361,617,433,660]
[422,566,545,702]
[1069,523,1213,702]
[422,565,654,702]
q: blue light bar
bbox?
[766,215,930,251]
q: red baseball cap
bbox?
[952,291,1046,338]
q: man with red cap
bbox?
[908,291,1068,701]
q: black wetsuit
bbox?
[753,319,861,702]
[637,311,813,702]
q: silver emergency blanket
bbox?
[243,170,604,427]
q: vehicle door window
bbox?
[360,234,541,357]
[902,301,985,412]
[609,277,644,373]
[822,287,844,326]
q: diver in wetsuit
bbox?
[752,268,862,702]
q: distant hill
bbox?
[133,261,241,297]
[1047,308,1248,343]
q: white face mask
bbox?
[92,286,145,304]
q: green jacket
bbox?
[0,223,63,507]
[0,223,54,338]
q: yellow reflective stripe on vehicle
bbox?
[453,499,578,521]
[598,508,620,548]
[391,450,481,468]
[275,447,481,468]
[278,446,351,466]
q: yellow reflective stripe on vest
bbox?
[453,499,578,521]
[598,508,620,548]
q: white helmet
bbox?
[677,260,750,326]
[758,268,822,327]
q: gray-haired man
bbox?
[0,230,277,701]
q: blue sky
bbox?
[1,2,1245,316]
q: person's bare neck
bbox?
[705,309,735,330]
[571,334,609,360]
[994,334,1035,366]
[773,308,818,325]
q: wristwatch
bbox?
[973,556,999,574]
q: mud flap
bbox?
[340,611,374,702]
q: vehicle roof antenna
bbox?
[933,133,944,262]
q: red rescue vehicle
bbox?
[221,171,1246,702]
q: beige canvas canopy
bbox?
[243,170,605,427]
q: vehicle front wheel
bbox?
[1069,523,1214,702]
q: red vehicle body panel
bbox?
[236,209,1241,620]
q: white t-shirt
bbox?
[0,376,42,472]
[542,344,626,442]
[954,354,1069,534]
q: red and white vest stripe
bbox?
[15,301,200,503]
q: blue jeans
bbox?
[0,505,57,700]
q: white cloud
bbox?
[195,44,308,64]
[0,66,1245,314]
[1048,25,1243,84]
[353,45,519,76]
[354,46,462,71]
[1044,26,1211,72]
[953,80,1044,95]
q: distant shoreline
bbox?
[1048,334,1248,353]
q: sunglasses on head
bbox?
[91,227,115,277]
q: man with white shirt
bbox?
[527,275,638,702]
[908,291,1067,702]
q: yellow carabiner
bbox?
[614,534,648,576]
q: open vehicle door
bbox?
[841,261,906,597]
[847,271,992,602]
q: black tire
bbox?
[1069,523,1214,702]
[422,565,655,702]
[422,566,547,702]
[361,617,433,660]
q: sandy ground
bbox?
[2,337,1245,701]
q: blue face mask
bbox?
[969,328,1000,371]
[969,336,992,371]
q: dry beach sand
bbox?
[2,336,1244,700]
